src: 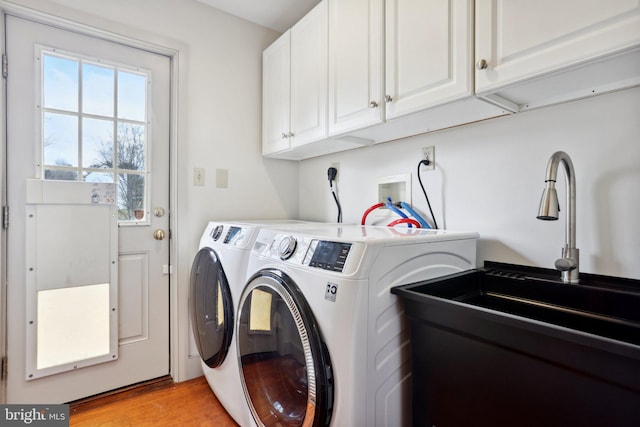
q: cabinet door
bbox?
[385,0,473,120]
[290,0,328,147]
[476,0,640,94]
[328,0,384,136]
[262,31,291,155]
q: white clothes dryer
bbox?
[236,224,478,427]
[190,221,261,427]
[190,220,314,426]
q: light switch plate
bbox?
[193,168,205,186]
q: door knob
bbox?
[476,59,489,70]
[153,229,166,240]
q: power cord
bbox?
[417,160,438,229]
[328,167,342,223]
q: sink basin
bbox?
[407,262,640,348]
[392,262,640,427]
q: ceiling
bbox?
[196,0,321,33]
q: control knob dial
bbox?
[211,225,224,241]
[278,236,297,260]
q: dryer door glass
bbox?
[189,248,234,368]
[238,270,333,427]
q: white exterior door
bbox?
[5,15,170,403]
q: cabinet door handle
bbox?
[476,59,489,70]
[384,95,393,103]
[288,132,294,138]
[281,133,288,139]
[369,101,379,108]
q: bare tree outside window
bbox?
[88,124,146,221]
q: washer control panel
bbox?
[304,240,351,272]
[258,231,363,275]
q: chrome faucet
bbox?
[536,151,579,283]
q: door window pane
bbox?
[44,168,78,181]
[118,173,145,221]
[83,118,114,169]
[118,71,146,121]
[83,63,114,116]
[117,123,146,171]
[43,54,78,112]
[84,171,114,183]
[43,112,78,167]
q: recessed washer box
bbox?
[376,174,411,217]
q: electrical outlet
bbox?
[330,162,339,180]
[421,146,435,171]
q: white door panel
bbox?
[5,14,170,403]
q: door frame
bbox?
[0,1,186,401]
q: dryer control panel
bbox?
[201,223,258,249]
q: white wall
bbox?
[299,87,640,280]
[4,0,301,381]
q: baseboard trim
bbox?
[68,375,173,415]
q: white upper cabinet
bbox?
[263,0,329,158]
[262,32,291,156]
[476,0,640,111]
[385,0,472,119]
[264,1,368,160]
[328,0,384,136]
[290,0,328,148]
[264,0,639,160]
[346,0,506,143]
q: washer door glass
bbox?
[189,247,234,368]
[238,269,333,427]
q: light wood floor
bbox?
[70,376,240,426]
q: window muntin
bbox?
[40,49,150,222]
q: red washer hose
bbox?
[361,202,385,225]
[387,218,421,228]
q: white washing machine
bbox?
[236,224,478,427]
[190,220,314,426]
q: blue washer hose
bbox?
[400,201,431,229]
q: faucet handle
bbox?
[554,257,577,271]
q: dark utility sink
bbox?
[408,262,640,348]
[392,262,640,427]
